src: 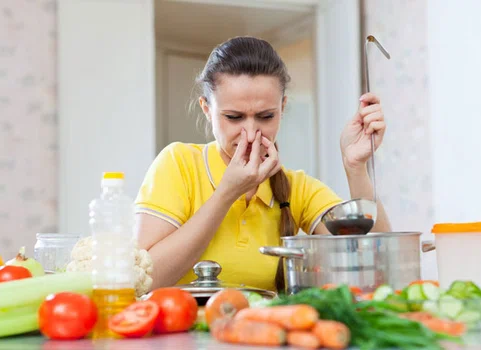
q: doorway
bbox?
[154,0,318,176]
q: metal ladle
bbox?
[321,35,391,236]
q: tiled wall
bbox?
[362,0,437,278]
[0,0,57,260]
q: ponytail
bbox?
[270,142,295,292]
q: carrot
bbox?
[349,286,363,295]
[321,283,338,290]
[399,312,435,322]
[400,312,466,336]
[359,292,374,301]
[234,305,318,331]
[409,280,440,287]
[312,320,351,349]
[446,321,467,337]
[423,318,466,336]
[287,331,321,349]
[210,318,286,346]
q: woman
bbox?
[135,36,391,292]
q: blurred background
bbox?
[1,0,480,279]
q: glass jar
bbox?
[34,233,83,274]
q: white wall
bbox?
[428,0,481,223]
[57,0,156,235]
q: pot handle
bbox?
[422,240,436,253]
[259,246,305,259]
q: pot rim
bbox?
[282,231,422,241]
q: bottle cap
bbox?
[101,172,125,187]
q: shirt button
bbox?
[241,220,246,225]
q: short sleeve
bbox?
[290,170,343,235]
[134,142,193,228]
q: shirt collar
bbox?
[203,141,274,208]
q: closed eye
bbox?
[224,115,242,120]
[261,114,274,119]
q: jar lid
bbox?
[36,233,83,240]
[432,222,481,234]
[177,260,277,300]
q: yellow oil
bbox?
[91,288,136,339]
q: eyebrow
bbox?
[221,108,278,116]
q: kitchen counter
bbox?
[1,331,480,350]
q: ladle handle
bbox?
[422,240,436,253]
[259,246,305,259]
[370,134,377,201]
[364,35,390,202]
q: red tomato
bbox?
[108,300,159,338]
[0,265,32,282]
[145,287,198,333]
[38,292,98,340]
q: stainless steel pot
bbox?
[260,232,422,294]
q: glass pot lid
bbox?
[177,260,277,299]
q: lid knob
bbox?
[193,260,221,280]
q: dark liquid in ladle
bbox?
[325,218,374,236]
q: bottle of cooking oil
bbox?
[89,172,136,339]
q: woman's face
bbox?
[200,74,286,163]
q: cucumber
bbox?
[464,281,481,298]
[421,283,440,301]
[448,281,468,298]
[456,310,481,324]
[400,287,409,300]
[439,295,463,319]
[243,291,263,305]
[407,284,424,301]
[373,285,394,301]
[385,294,409,312]
[407,284,424,311]
[422,300,440,315]
[447,280,481,299]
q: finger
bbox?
[359,92,380,105]
[261,136,275,154]
[266,161,282,179]
[365,121,386,135]
[259,137,279,177]
[362,111,384,128]
[259,156,279,180]
[359,104,382,117]
[232,129,248,164]
[248,131,262,168]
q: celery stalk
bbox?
[0,272,92,309]
[0,303,39,319]
[0,311,38,337]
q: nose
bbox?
[243,119,259,143]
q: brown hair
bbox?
[195,36,295,291]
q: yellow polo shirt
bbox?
[135,141,342,291]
